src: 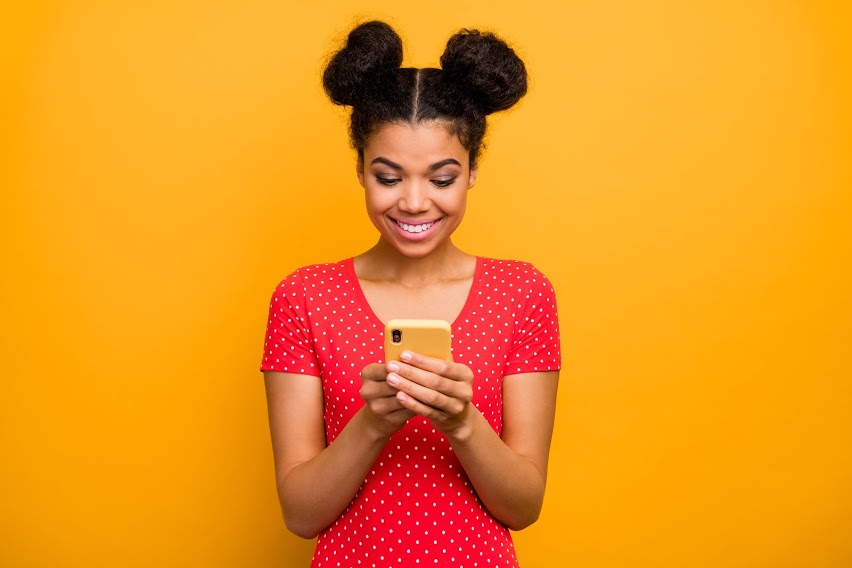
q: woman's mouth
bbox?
[389,217,442,241]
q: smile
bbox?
[394,219,437,233]
[389,217,443,241]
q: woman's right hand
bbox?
[359,362,415,438]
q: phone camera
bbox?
[391,329,402,344]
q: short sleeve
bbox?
[503,267,562,376]
[259,269,321,376]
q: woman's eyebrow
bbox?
[370,157,403,170]
[429,158,461,171]
[369,157,462,171]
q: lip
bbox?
[388,216,443,241]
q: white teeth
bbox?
[397,220,435,233]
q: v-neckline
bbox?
[345,256,482,330]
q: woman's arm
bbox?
[387,353,559,530]
[450,370,559,530]
[263,365,413,538]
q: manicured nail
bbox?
[387,362,400,373]
[387,374,400,386]
[400,351,412,362]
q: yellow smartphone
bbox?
[384,319,452,362]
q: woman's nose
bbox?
[398,181,431,213]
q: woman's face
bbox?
[357,121,477,258]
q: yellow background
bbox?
[2,1,851,566]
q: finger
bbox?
[360,363,388,382]
[395,391,451,422]
[360,381,403,400]
[369,395,410,415]
[388,363,472,404]
[389,372,468,416]
[397,351,473,383]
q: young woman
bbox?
[261,21,561,567]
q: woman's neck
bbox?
[356,238,474,287]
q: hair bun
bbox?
[323,21,404,107]
[440,29,528,115]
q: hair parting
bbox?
[410,68,421,124]
[322,21,528,167]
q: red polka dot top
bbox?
[261,256,561,568]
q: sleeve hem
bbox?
[259,366,322,377]
[502,363,561,377]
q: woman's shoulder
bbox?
[476,257,560,329]
[272,258,353,286]
[478,256,553,283]
[268,258,354,299]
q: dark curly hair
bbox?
[322,21,528,167]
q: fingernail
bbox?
[397,392,407,402]
[387,374,400,386]
[400,351,412,362]
[387,362,399,372]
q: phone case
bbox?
[384,319,452,362]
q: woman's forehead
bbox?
[364,122,468,167]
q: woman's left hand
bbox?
[385,351,474,436]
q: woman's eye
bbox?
[376,176,401,187]
[432,178,456,188]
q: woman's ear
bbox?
[468,166,478,189]
[356,156,366,188]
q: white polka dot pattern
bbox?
[261,257,561,567]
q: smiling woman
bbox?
[359,123,475,256]
[260,20,560,568]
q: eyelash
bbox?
[376,177,457,188]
